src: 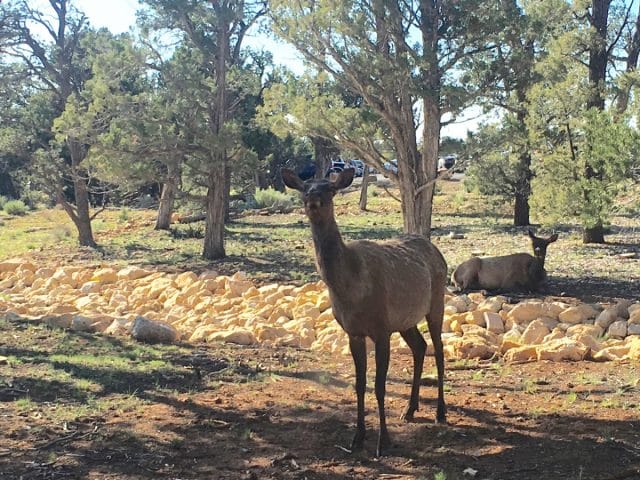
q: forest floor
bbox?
[1,177,639,479]
[1,316,639,480]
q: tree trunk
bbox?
[583,224,605,243]
[224,164,232,223]
[312,136,338,179]
[513,151,531,226]
[583,0,610,244]
[202,162,227,260]
[359,174,373,211]
[68,139,97,248]
[155,163,180,230]
[399,96,440,239]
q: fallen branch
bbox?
[34,425,99,450]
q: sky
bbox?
[74,0,477,139]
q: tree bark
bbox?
[513,151,532,226]
[203,162,227,260]
[312,136,338,179]
[68,139,96,248]
[583,223,605,243]
[583,0,611,244]
[155,163,180,230]
[359,174,373,211]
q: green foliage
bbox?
[118,208,130,223]
[0,195,8,210]
[3,199,27,215]
[254,188,298,211]
[530,109,636,228]
[464,122,527,201]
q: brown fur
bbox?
[451,230,558,292]
[282,167,447,457]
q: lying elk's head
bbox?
[281,168,355,224]
[528,229,559,261]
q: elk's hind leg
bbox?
[399,326,426,422]
[374,334,391,457]
[427,288,447,424]
[348,335,367,451]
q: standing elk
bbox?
[282,167,447,456]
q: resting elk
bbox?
[281,167,447,457]
[451,229,558,292]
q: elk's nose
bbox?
[307,198,322,210]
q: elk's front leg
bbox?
[374,334,391,456]
[348,335,367,451]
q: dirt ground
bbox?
[2,336,639,480]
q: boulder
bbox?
[537,338,589,362]
[117,266,152,281]
[614,299,633,320]
[209,329,256,345]
[626,336,640,360]
[503,345,538,363]
[592,344,630,362]
[446,295,470,313]
[484,312,505,334]
[131,316,179,344]
[521,319,550,345]
[451,335,497,360]
[477,296,507,313]
[595,307,618,329]
[91,268,118,284]
[104,318,132,336]
[565,324,604,339]
[558,304,598,324]
[507,301,548,324]
[627,323,640,336]
[607,320,627,339]
[0,258,32,273]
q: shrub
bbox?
[254,188,297,211]
[20,189,51,210]
[118,208,130,223]
[0,196,8,210]
[4,200,28,216]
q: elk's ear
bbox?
[332,168,355,190]
[281,168,304,192]
[548,233,559,243]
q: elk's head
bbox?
[528,229,558,261]
[282,168,355,224]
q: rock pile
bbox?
[1,258,639,362]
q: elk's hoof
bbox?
[376,431,391,457]
[350,429,365,452]
[400,407,415,422]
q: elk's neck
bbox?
[310,218,349,290]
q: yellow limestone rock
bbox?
[521,319,551,345]
[117,266,152,281]
[558,304,599,324]
[0,258,33,273]
[504,345,538,363]
[209,329,256,345]
[175,271,198,289]
[537,338,589,362]
[91,268,118,284]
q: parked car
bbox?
[297,163,316,180]
[438,155,456,170]
[347,159,365,177]
[383,159,398,175]
[325,160,346,177]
